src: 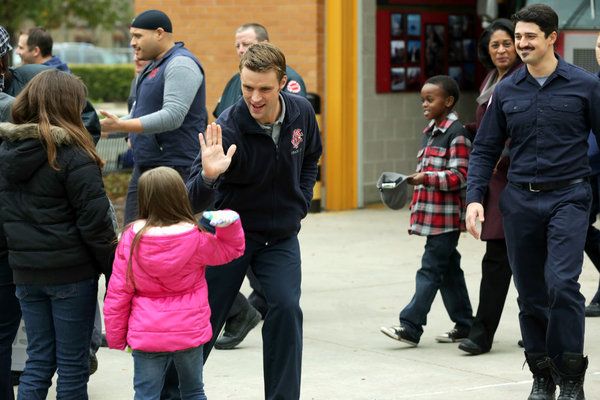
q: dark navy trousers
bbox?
[500,182,591,360]
[203,235,302,400]
[0,283,21,400]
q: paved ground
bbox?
[18,207,600,399]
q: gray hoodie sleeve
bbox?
[138,56,203,134]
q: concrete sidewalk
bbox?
[44,207,600,399]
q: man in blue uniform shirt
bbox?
[466,4,600,400]
[187,42,321,400]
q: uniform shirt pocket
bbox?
[550,95,583,113]
[502,99,532,133]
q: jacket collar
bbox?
[0,122,73,145]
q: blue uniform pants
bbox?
[500,182,590,360]
[203,235,303,400]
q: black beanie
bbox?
[131,10,173,33]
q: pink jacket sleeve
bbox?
[194,219,245,266]
[103,233,134,350]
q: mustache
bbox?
[518,47,534,51]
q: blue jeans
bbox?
[400,231,473,339]
[15,279,98,400]
[133,345,206,400]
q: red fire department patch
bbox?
[148,67,160,79]
[291,129,304,149]
[286,80,301,94]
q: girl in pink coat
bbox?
[103,166,245,400]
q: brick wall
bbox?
[135,0,324,120]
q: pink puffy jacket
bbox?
[103,220,245,352]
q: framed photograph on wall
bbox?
[449,39,463,63]
[407,40,421,64]
[390,40,406,65]
[462,38,476,62]
[406,67,421,90]
[448,66,463,86]
[425,24,445,77]
[407,14,421,36]
[391,13,404,37]
[448,15,463,39]
[391,67,406,91]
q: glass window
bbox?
[526,0,600,29]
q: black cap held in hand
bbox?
[131,10,173,33]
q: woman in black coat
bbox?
[0,69,115,399]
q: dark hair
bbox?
[26,27,53,57]
[126,166,201,288]
[424,75,460,108]
[11,69,103,170]
[237,23,269,42]
[239,42,286,81]
[511,3,559,38]
[477,18,515,70]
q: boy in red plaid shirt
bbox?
[381,75,473,346]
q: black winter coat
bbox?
[0,122,116,285]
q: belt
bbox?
[510,178,585,192]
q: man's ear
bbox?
[155,27,165,40]
[279,75,288,91]
[33,46,42,57]
[547,30,558,46]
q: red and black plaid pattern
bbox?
[409,113,471,236]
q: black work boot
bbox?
[215,303,261,350]
[525,352,556,400]
[556,353,587,400]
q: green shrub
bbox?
[71,64,135,102]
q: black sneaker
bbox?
[380,325,419,347]
[435,327,469,343]
[584,302,600,317]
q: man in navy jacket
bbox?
[187,42,321,400]
[214,22,309,352]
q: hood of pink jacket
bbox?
[129,227,206,294]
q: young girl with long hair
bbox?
[0,69,116,398]
[103,166,245,400]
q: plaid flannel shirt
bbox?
[409,112,471,236]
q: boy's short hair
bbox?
[424,75,460,109]
[511,3,559,38]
